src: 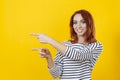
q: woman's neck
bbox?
[78,36,86,44]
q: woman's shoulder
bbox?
[62,40,103,48]
[89,41,103,46]
[88,41,103,49]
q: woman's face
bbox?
[73,14,87,37]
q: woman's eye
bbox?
[81,20,86,24]
[73,21,77,24]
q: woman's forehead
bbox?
[73,14,83,21]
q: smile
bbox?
[77,29,83,33]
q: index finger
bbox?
[30,33,39,36]
[31,48,42,51]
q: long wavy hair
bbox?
[69,9,97,44]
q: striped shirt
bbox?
[49,41,103,80]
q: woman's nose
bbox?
[77,23,82,27]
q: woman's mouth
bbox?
[77,29,83,33]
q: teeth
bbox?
[77,29,82,33]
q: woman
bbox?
[31,9,103,80]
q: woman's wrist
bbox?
[46,55,54,69]
[47,37,55,45]
[46,55,52,60]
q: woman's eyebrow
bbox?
[73,19,84,22]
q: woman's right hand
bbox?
[32,48,51,59]
[32,48,54,68]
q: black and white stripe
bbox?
[49,41,103,80]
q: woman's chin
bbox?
[77,33,84,36]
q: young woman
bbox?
[31,9,103,80]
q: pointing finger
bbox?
[31,48,41,51]
[30,33,39,36]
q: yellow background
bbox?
[0,0,120,80]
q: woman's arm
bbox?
[32,48,54,68]
[49,39,67,54]
[31,33,103,61]
[46,55,54,69]
[31,47,62,78]
[31,33,67,54]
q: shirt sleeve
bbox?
[63,42,103,61]
[48,53,63,78]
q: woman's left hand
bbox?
[31,33,52,44]
[32,48,52,58]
